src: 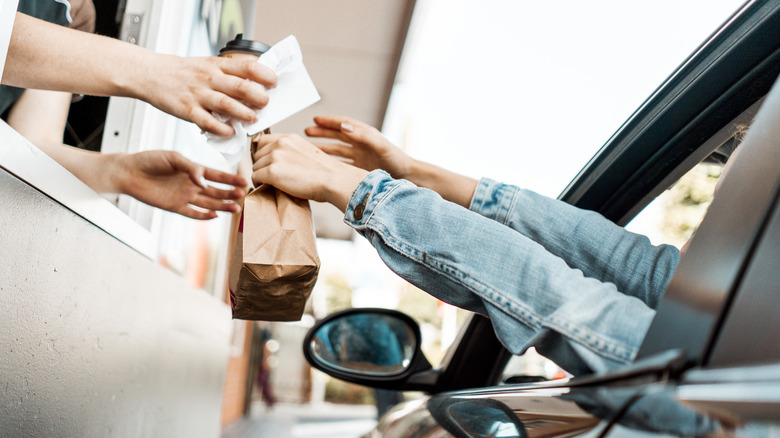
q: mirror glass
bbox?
[428,397,529,438]
[448,400,527,438]
[309,312,417,376]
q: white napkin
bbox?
[206,35,321,168]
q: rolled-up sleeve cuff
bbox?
[344,170,403,229]
[468,177,520,226]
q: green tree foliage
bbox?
[397,286,441,327]
[324,377,375,405]
[660,163,722,248]
[324,272,353,314]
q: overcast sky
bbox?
[383,0,747,197]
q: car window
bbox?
[625,161,724,249]
[396,287,473,367]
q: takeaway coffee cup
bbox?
[219,33,270,61]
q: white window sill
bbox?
[0,120,156,259]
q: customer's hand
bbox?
[305,116,413,178]
[306,115,479,208]
[136,55,277,137]
[252,134,368,212]
[113,151,248,220]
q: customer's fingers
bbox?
[307,116,381,148]
[250,154,273,186]
[312,141,354,160]
[305,124,345,141]
[251,134,286,160]
[306,116,352,140]
[312,115,353,130]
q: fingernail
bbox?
[341,122,354,133]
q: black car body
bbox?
[304,1,780,436]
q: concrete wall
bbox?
[0,169,232,437]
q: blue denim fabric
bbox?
[343,170,681,375]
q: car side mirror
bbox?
[303,308,433,389]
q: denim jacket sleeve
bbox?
[343,170,660,374]
[469,178,680,309]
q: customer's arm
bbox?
[251,133,656,375]
[257,125,679,310]
[304,115,679,308]
[3,12,277,137]
[469,179,679,309]
[304,115,478,207]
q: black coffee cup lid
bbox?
[219,33,270,56]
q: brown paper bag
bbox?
[229,183,320,321]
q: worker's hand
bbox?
[252,133,368,211]
[139,55,277,137]
[305,116,413,179]
[5,14,273,137]
[114,150,248,220]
